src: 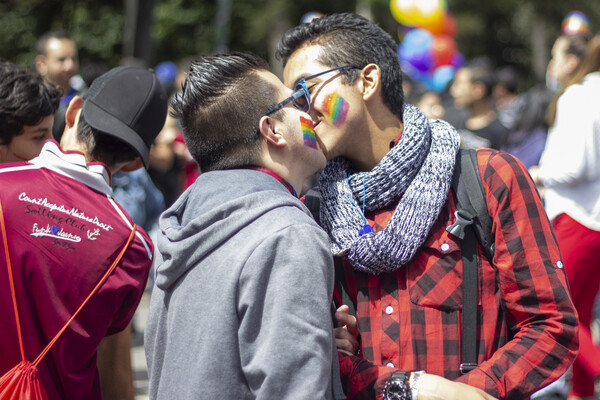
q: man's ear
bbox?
[59,96,85,150]
[120,158,144,172]
[257,115,287,148]
[65,96,84,128]
[359,64,381,102]
[34,55,47,76]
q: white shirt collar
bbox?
[30,140,113,196]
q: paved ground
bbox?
[132,290,150,400]
[130,290,600,400]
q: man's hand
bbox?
[416,373,498,400]
[334,304,359,356]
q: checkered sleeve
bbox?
[338,352,396,400]
[454,150,579,399]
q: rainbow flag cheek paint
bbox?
[300,116,318,149]
[322,93,349,127]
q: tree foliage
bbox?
[0,0,599,86]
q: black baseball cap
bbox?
[82,66,168,168]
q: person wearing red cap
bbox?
[0,66,168,399]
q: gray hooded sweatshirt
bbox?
[145,169,342,399]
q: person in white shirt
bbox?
[531,33,600,400]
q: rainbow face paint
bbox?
[300,116,317,149]
[322,93,349,127]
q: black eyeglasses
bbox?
[263,65,361,116]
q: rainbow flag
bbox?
[323,94,349,127]
[300,116,317,149]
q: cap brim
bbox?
[82,100,150,168]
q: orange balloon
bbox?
[427,12,456,35]
[413,0,445,28]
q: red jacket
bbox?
[0,140,153,399]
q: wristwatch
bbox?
[383,371,411,400]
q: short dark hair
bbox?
[0,61,61,145]
[76,114,139,167]
[36,31,73,56]
[170,52,278,172]
[276,13,404,121]
[494,66,520,94]
[563,33,592,60]
[463,59,495,99]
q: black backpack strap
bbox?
[459,222,478,374]
[447,149,493,374]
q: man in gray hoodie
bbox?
[144,52,344,399]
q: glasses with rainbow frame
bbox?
[263,65,361,116]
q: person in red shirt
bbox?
[277,13,578,400]
[0,66,168,399]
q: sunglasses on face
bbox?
[263,65,361,116]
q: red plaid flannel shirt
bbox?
[335,149,578,400]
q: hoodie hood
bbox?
[154,169,310,290]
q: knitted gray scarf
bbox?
[319,104,460,274]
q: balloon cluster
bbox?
[561,11,591,35]
[391,0,463,92]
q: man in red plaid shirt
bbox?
[277,13,578,400]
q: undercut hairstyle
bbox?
[0,61,61,145]
[170,52,278,172]
[75,114,139,168]
[36,31,72,56]
[276,13,404,121]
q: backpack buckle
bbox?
[446,209,474,240]
[459,363,477,374]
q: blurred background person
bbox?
[493,65,522,130]
[531,33,600,400]
[35,31,80,108]
[546,33,592,94]
[0,61,61,163]
[35,31,83,141]
[500,84,552,169]
[415,90,446,120]
[449,59,508,149]
[148,58,200,206]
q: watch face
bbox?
[383,372,410,400]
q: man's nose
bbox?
[64,58,78,72]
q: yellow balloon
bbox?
[391,0,446,31]
[390,0,419,27]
